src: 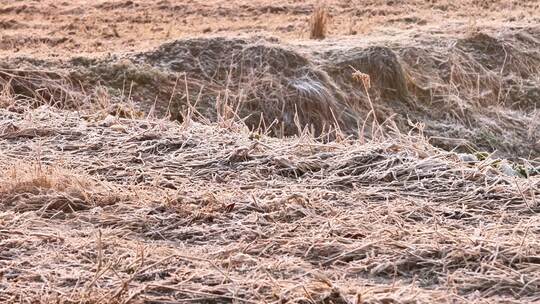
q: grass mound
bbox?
[69,29,540,159]
[0,28,538,159]
[131,37,355,136]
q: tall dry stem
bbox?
[310,4,329,40]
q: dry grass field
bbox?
[1,0,540,303]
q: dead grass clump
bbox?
[310,4,329,40]
[132,37,354,137]
[325,46,411,111]
[108,102,145,119]
[0,67,85,110]
[0,62,152,117]
[0,162,117,215]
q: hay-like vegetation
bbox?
[0,161,119,216]
[0,106,539,303]
[4,28,539,159]
[0,66,82,111]
[310,4,329,40]
[1,1,540,303]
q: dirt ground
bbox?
[0,1,540,303]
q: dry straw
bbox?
[310,4,329,39]
[0,106,539,303]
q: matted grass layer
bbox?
[0,107,539,303]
